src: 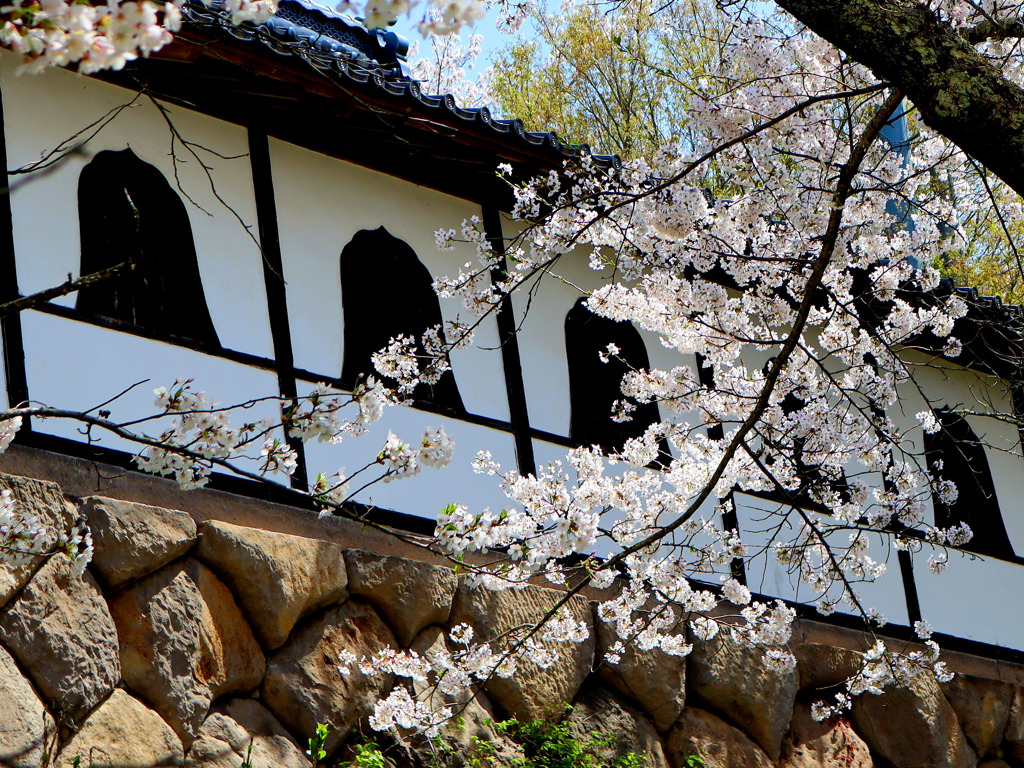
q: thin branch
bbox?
[0,261,133,319]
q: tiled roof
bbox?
[183,0,623,170]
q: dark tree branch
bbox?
[965,18,1024,45]
[774,0,1024,197]
[0,261,133,319]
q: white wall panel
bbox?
[303,407,517,521]
[734,493,911,626]
[914,549,1024,650]
[533,438,723,562]
[506,226,615,436]
[22,311,284,478]
[911,357,1024,552]
[268,139,508,422]
[2,56,273,358]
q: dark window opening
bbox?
[566,298,668,459]
[76,149,220,346]
[924,407,1014,558]
[339,227,464,414]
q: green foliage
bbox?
[307,722,330,767]
[490,0,727,161]
[490,713,641,768]
[449,708,644,768]
[343,708,650,768]
[340,738,395,768]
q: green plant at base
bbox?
[340,738,394,768]
[458,708,644,768]
[307,722,330,768]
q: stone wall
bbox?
[0,461,1021,768]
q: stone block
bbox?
[0,473,76,608]
[58,688,183,767]
[595,604,685,731]
[448,579,594,721]
[852,672,976,768]
[345,549,456,647]
[0,643,56,768]
[108,558,265,746]
[197,521,349,650]
[666,706,773,768]
[187,698,308,768]
[780,700,873,768]
[0,554,119,722]
[567,685,669,768]
[82,496,196,587]
[262,600,396,755]
[687,627,797,759]
[942,674,1012,760]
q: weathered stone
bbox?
[0,473,76,608]
[666,707,773,768]
[448,579,595,721]
[108,558,265,746]
[942,674,1013,759]
[345,549,456,647]
[406,625,524,768]
[0,554,119,722]
[262,600,396,755]
[595,607,685,731]
[852,671,977,768]
[58,688,184,767]
[1001,686,1024,763]
[567,685,670,768]
[780,700,873,768]
[794,643,864,693]
[687,628,798,758]
[0,644,56,768]
[186,698,307,768]
[82,496,197,587]
[197,521,349,650]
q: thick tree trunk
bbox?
[774,0,1024,197]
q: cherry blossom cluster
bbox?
[335,0,482,34]
[409,16,492,103]
[0,0,279,75]
[0,475,92,577]
[338,618,587,734]
[8,0,1024,738]
[377,425,454,483]
[810,633,954,722]
[388,0,1020,721]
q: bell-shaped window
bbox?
[923,408,1014,558]
[566,298,665,456]
[339,227,464,414]
[76,149,220,346]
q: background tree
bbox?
[489,0,728,160]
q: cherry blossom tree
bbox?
[3,0,1024,742]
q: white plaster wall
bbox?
[885,354,1024,553]
[914,549,1024,650]
[912,357,1024,553]
[533,438,725,562]
[303,406,517,520]
[268,139,508,422]
[506,221,612,437]
[22,311,284,479]
[2,55,273,358]
[733,493,911,626]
